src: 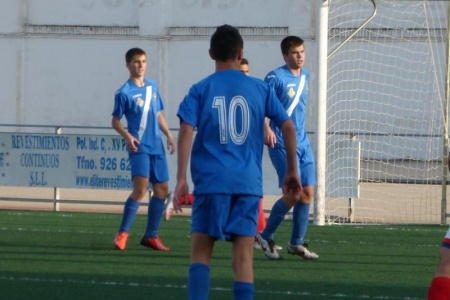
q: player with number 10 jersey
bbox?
[177,69,289,197]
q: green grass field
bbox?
[0,209,445,299]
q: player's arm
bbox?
[279,119,301,198]
[173,121,194,213]
[263,73,281,148]
[264,119,276,148]
[111,116,139,152]
[157,111,175,155]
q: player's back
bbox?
[179,69,274,196]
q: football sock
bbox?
[428,277,450,300]
[188,263,210,300]
[256,198,266,234]
[144,196,165,238]
[119,197,139,232]
[233,281,254,300]
[261,198,290,240]
[291,202,310,245]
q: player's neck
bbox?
[288,67,302,77]
[215,60,239,72]
[130,76,145,87]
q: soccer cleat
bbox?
[256,234,280,260]
[253,237,262,250]
[287,243,319,260]
[254,236,282,250]
[113,231,129,250]
[164,195,174,221]
[140,236,170,251]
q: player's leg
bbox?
[226,195,259,299]
[141,154,170,251]
[188,194,230,300]
[428,229,450,299]
[258,147,292,259]
[114,153,149,250]
[288,185,318,259]
[232,235,255,300]
[288,145,318,259]
[253,198,266,250]
[189,232,215,300]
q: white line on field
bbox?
[0,275,423,299]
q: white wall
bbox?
[2,0,443,162]
[0,0,316,131]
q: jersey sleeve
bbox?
[265,87,289,127]
[155,89,165,112]
[112,91,126,119]
[177,84,200,128]
[264,71,282,93]
[149,80,164,113]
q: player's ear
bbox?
[209,49,215,60]
[237,48,243,61]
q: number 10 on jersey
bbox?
[213,96,250,145]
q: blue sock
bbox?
[144,196,165,238]
[290,202,310,245]
[119,197,139,232]
[234,281,254,300]
[261,198,290,240]
[188,263,210,300]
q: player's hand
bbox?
[264,128,277,148]
[281,171,301,201]
[127,136,140,152]
[173,179,189,214]
[167,136,176,155]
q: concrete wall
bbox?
[1,0,446,162]
[0,0,317,131]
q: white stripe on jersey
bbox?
[138,86,152,140]
[286,74,305,117]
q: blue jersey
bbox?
[112,78,165,154]
[177,69,289,196]
[264,65,310,148]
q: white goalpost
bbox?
[315,0,450,224]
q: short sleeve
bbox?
[112,91,126,119]
[177,85,201,128]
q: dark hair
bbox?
[240,58,249,65]
[210,24,243,61]
[280,36,304,55]
[125,48,146,63]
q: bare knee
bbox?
[131,186,148,201]
[130,176,149,201]
[299,186,314,204]
[152,182,169,199]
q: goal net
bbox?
[321,0,448,224]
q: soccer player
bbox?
[111,47,175,251]
[239,57,250,75]
[173,25,301,300]
[239,57,282,251]
[256,36,319,260]
[428,152,450,299]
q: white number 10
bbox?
[213,96,250,145]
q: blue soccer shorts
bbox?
[191,194,259,241]
[268,144,316,188]
[129,152,169,183]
